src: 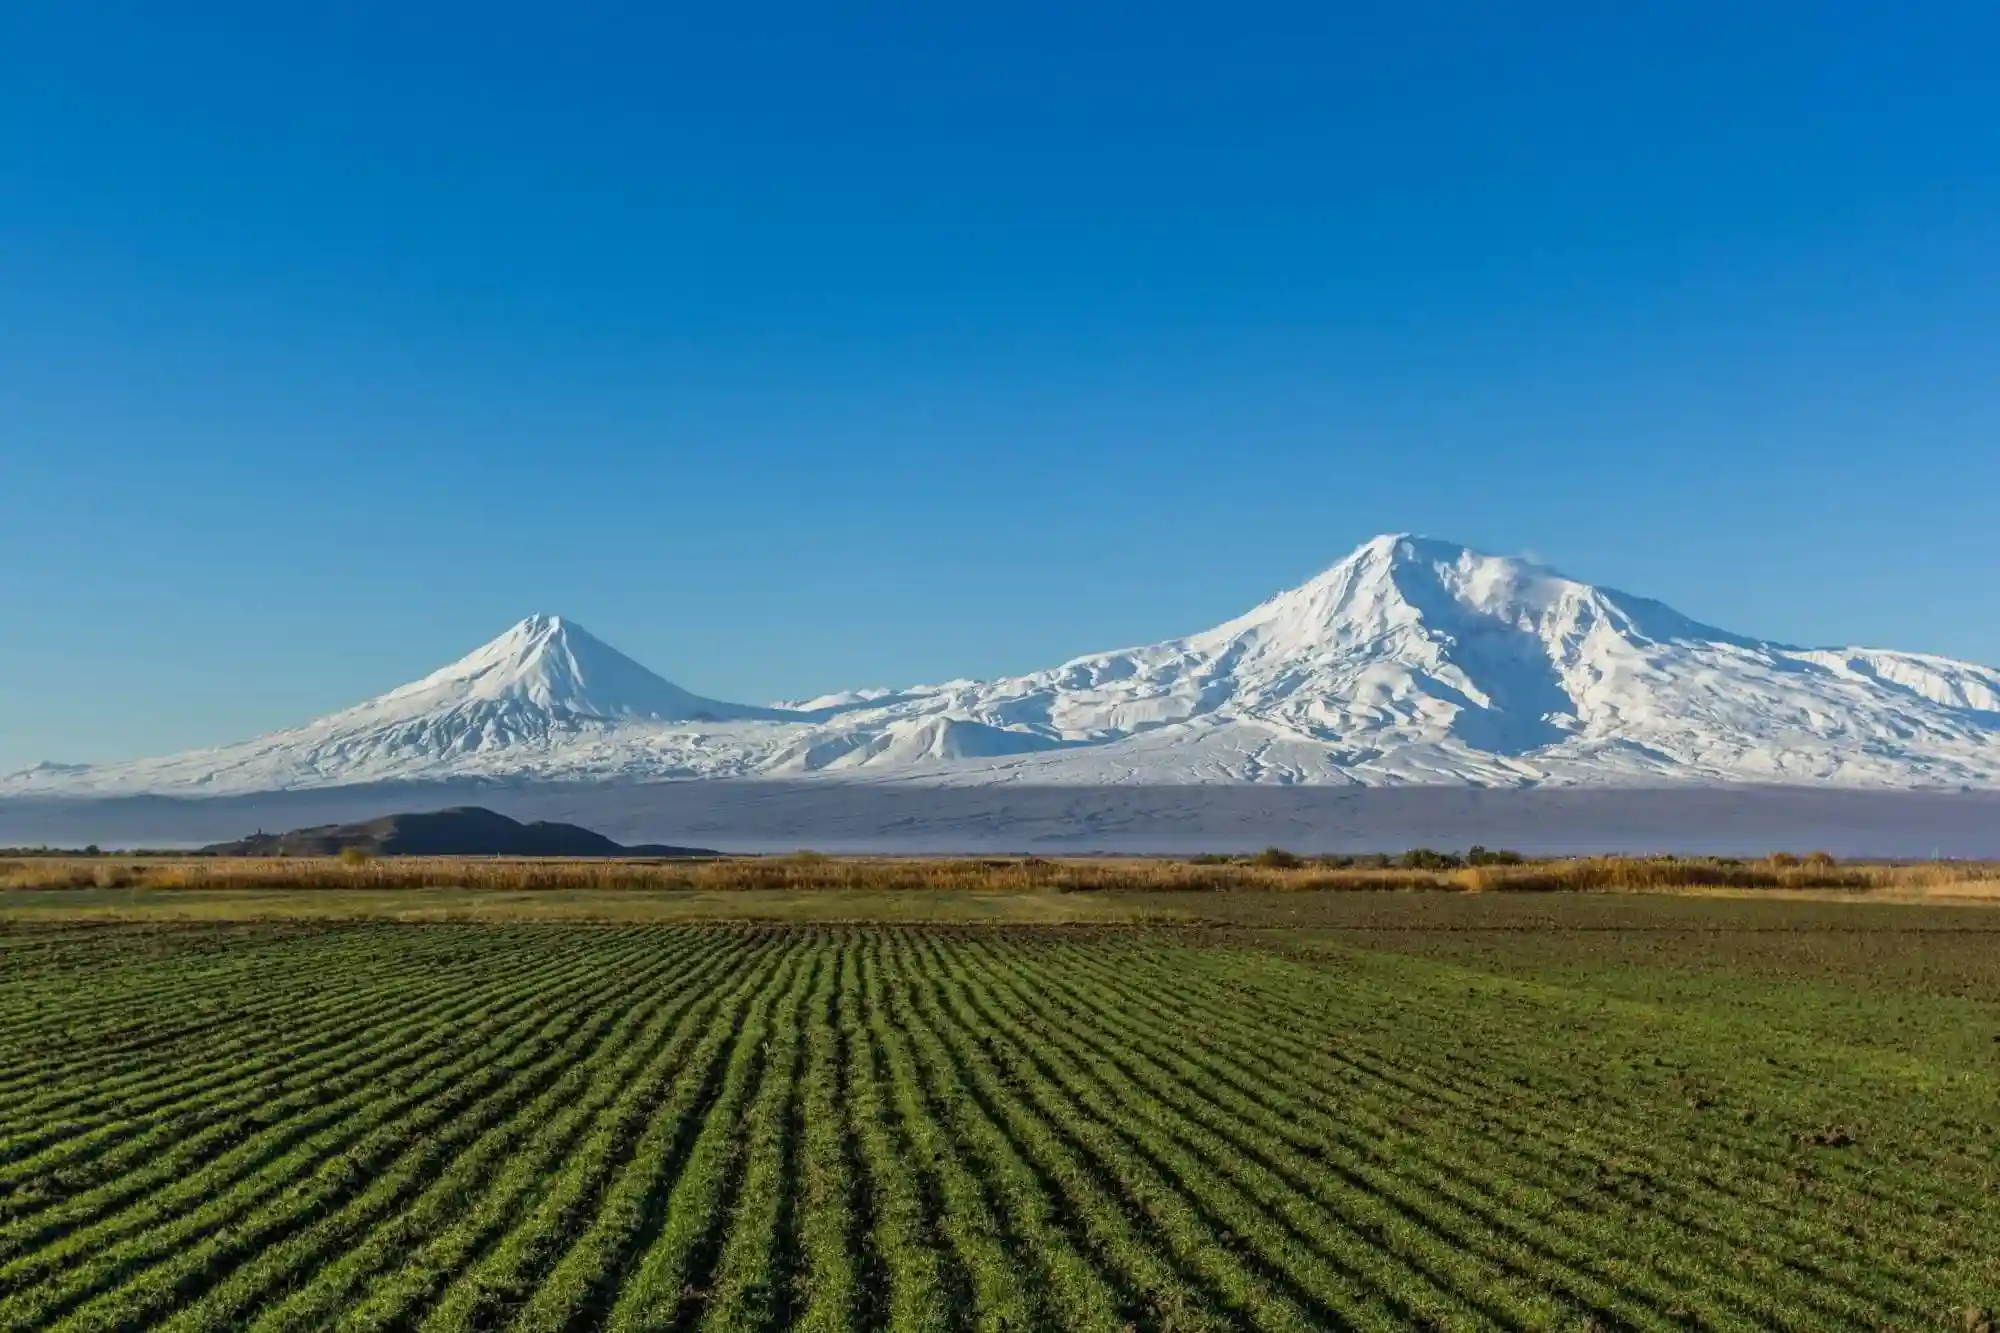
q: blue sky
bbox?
[5,2,1998,769]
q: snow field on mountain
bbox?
[9,535,1999,793]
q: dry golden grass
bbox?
[3,851,1997,898]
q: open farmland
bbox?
[1,910,1997,1330]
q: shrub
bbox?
[1803,850,1838,870]
[338,847,372,867]
[1466,845,1525,866]
[1399,847,1464,871]
[1249,847,1304,870]
[1766,852,1801,869]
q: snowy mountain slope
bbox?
[4,615,794,793]
[9,537,2000,793]
[373,613,782,725]
[754,534,2000,787]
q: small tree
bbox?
[1400,847,1464,871]
[1467,845,1525,866]
[1250,846,1303,870]
[338,846,372,867]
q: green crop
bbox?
[0,916,1993,1330]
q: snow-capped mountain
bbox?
[10,536,2000,794]
[7,615,783,795]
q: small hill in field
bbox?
[201,806,717,858]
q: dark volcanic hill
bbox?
[201,806,717,858]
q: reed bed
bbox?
[3,852,1996,896]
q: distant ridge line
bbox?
[9,534,2000,794]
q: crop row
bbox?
[0,922,1992,1331]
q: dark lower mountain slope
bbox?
[201,805,716,857]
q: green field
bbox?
[2,904,1997,1330]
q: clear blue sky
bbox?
[5,2,1998,769]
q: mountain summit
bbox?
[10,537,2000,793]
[8,614,787,794]
[378,615,771,724]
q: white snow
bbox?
[9,536,2000,794]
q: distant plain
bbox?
[8,781,2000,858]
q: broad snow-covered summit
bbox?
[10,537,2000,793]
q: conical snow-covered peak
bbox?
[358,615,775,725]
